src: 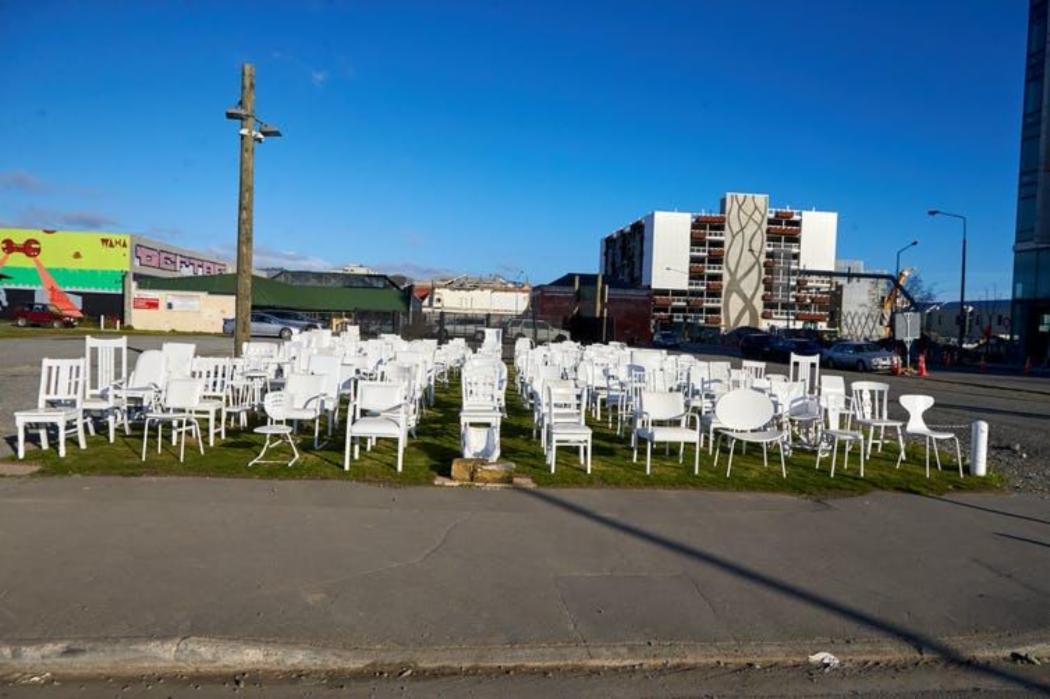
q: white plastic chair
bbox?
[896,394,963,477]
[119,349,168,432]
[283,373,326,448]
[345,381,409,473]
[713,389,787,478]
[14,358,87,459]
[633,390,701,475]
[161,342,196,380]
[84,335,128,443]
[249,391,301,467]
[141,378,205,463]
[545,384,592,474]
[308,353,343,442]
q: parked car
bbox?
[503,318,566,343]
[739,332,773,360]
[652,330,680,349]
[222,311,317,340]
[822,341,899,372]
[13,303,77,328]
[765,337,823,363]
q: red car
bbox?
[13,303,78,328]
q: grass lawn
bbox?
[9,370,1003,497]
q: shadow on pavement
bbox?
[518,487,1050,695]
[996,532,1050,550]
[919,494,1050,527]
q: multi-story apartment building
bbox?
[600,193,837,334]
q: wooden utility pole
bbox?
[234,63,256,357]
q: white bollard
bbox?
[971,420,988,476]
[116,320,121,331]
[100,315,105,331]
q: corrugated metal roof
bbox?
[137,274,408,313]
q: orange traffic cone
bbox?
[917,353,927,378]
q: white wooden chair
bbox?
[83,335,128,443]
[141,378,206,463]
[789,352,821,396]
[190,356,231,445]
[742,359,766,381]
[633,390,701,475]
[345,381,410,472]
[14,358,87,459]
[897,394,963,478]
[851,381,905,459]
[816,392,865,478]
[713,389,788,478]
[545,384,592,474]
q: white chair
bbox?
[283,373,326,448]
[713,389,788,478]
[789,352,821,396]
[249,391,301,467]
[815,392,865,478]
[83,335,128,443]
[897,394,963,478]
[345,381,410,473]
[190,356,231,445]
[544,384,592,474]
[742,359,766,381]
[141,378,206,463]
[308,353,343,441]
[633,390,701,475]
[14,358,87,459]
[119,349,168,432]
[851,381,905,459]
[161,342,196,379]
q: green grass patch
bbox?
[10,372,1003,496]
[0,324,222,340]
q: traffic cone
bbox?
[917,353,927,378]
[1024,357,1032,375]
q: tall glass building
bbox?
[1015,0,1050,365]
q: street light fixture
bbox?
[894,239,918,281]
[927,209,967,348]
[226,63,281,357]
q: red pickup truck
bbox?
[13,303,78,328]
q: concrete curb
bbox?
[2,632,1049,678]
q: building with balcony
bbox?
[599,193,837,335]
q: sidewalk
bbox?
[0,477,1048,679]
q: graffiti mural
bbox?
[133,244,227,276]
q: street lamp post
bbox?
[226,63,281,356]
[927,210,967,349]
[894,239,918,282]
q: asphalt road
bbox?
[0,478,1048,692]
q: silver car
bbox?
[222,311,317,340]
[822,341,899,372]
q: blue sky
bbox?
[0,0,1027,298]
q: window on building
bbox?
[1024,78,1044,116]
[1017,195,1037,243]
[1014,250,1038,299]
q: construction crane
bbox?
[879,267,912,337]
